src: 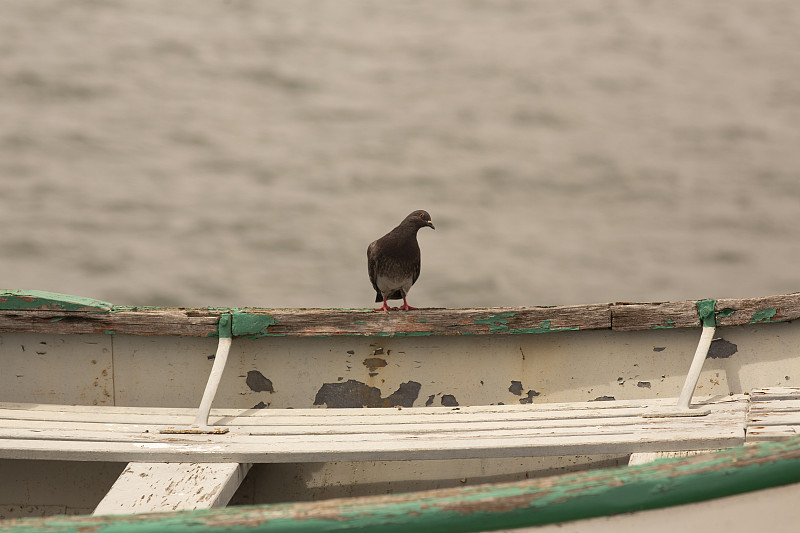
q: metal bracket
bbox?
[161,313,233,434]
[643,326,715,418]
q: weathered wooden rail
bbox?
[1,290,798,337]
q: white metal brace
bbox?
[644,326,715,418]
[645,301,717,418]
[161,313,233,434]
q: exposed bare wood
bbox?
[261,304,611,337]
[716,293,800,327]
[611,300,700,331]
[0,292,800,337]
[0,309,220,337]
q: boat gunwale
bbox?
[1,289,799,338]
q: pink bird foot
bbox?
[398,297,417,311]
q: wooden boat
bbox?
[1,289,800,531]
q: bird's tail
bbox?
[377,290,403,302]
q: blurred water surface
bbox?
[1,0,799,308]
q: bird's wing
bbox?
[367,240,381,294]
[411,257,421,285]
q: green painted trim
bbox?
[716,308,735,318]
[0,290,113,312]
[217,313,232,339]
[4,438,800,532]
[231,311,279,338]
[751,308,778,324]
[474,311,517,333]
[696,299,716,328]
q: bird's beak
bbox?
[428,221,435,230]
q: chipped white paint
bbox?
[0,397,747,463]
[93,462,251,515]
[627,450,718,466]
[746,387,800,441]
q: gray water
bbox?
[1,0,800,309]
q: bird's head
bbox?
[405,210,435,230]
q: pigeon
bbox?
[367,210,435,311]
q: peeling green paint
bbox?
[474,311,517,333]
[353,321,366,325]
[473,314,576,335]
[717,308,735,318]
[696,299,716,328]
[231,311,279,338]
[751,308,778,324]
[0,290,112,312]
[652,318,676,330]
[49,317,65,322]
[509,319,579,334]
[103,330,115,335]
[418,318,427,323]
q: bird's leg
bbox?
[399,297,417,311]
[376,297,395,311]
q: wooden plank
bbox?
[746,425,800,441]
[93,462,251,516]
[0,309,220,337]
[0,406,747,435]
[0,409,745,443]
[0,399,746,463]
[0,397,747,426]
[748,411,800,426]
[0,290,113,312]
[749,387,800,401]
[745,387,800,442]
[0,427,745,463]
[611,300,700,331]
[627,450,716,466]
[0,305,612,338]
[716,293,800,327]
[1,292,800,337]
[749,400,800,412]
[259,304,612,337]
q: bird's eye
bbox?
[418,213,424,218]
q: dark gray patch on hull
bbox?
[519,390,540,404]
[508,380,523,395]
[707,338,738,359]
[593,395,616,401]
[246,370,274,392]
[384,381,422,407]
[637,381,651,388]
[314,379,421,408]
[425,394,435,407]
[441,394,459,407]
